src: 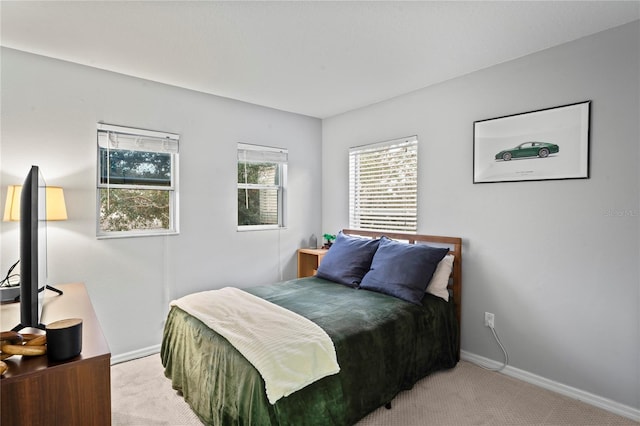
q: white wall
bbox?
[322,21,639,410]
[0,48,322,357]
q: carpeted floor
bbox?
[111,355,638,425]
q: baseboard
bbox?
[461,350,640,422]
[111,344,161,365]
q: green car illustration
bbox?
[495,142,559,161]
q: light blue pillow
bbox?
[359,237,450,305]
[316,232,380,287]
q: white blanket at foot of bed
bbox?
[170,287,340,404]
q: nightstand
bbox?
[297,248,329,278]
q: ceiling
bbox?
[1,1,638,119]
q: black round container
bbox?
[46,318,83,362]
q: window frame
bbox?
[96,123,180,239]
[237,143,288,231]
[349,135,418,233]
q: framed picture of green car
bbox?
[473,101,591,183]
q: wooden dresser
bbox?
[0,282,111,426]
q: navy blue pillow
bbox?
[359,237,450,305]
[316,232,380,287]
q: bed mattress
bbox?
[161,276,459,425]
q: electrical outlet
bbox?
[484,312,495,328]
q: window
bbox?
[97,123,179,237]
[237,143,287,230]
[349,136,418,233]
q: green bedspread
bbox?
[161,276,459,425]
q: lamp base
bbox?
[0,287,20,303]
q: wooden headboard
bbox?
[342,229,463,331]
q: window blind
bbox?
[97,123,179,154]
[349,136,418,232]
[238,143,288,164]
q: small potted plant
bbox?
[322,234,336,249]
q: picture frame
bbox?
[473,101,591,183]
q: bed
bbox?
[161,229,462,425]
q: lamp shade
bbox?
[3,185,68,222]
[3,185,21,221]
[45,186,68,221]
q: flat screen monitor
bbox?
[14,165,48,330]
